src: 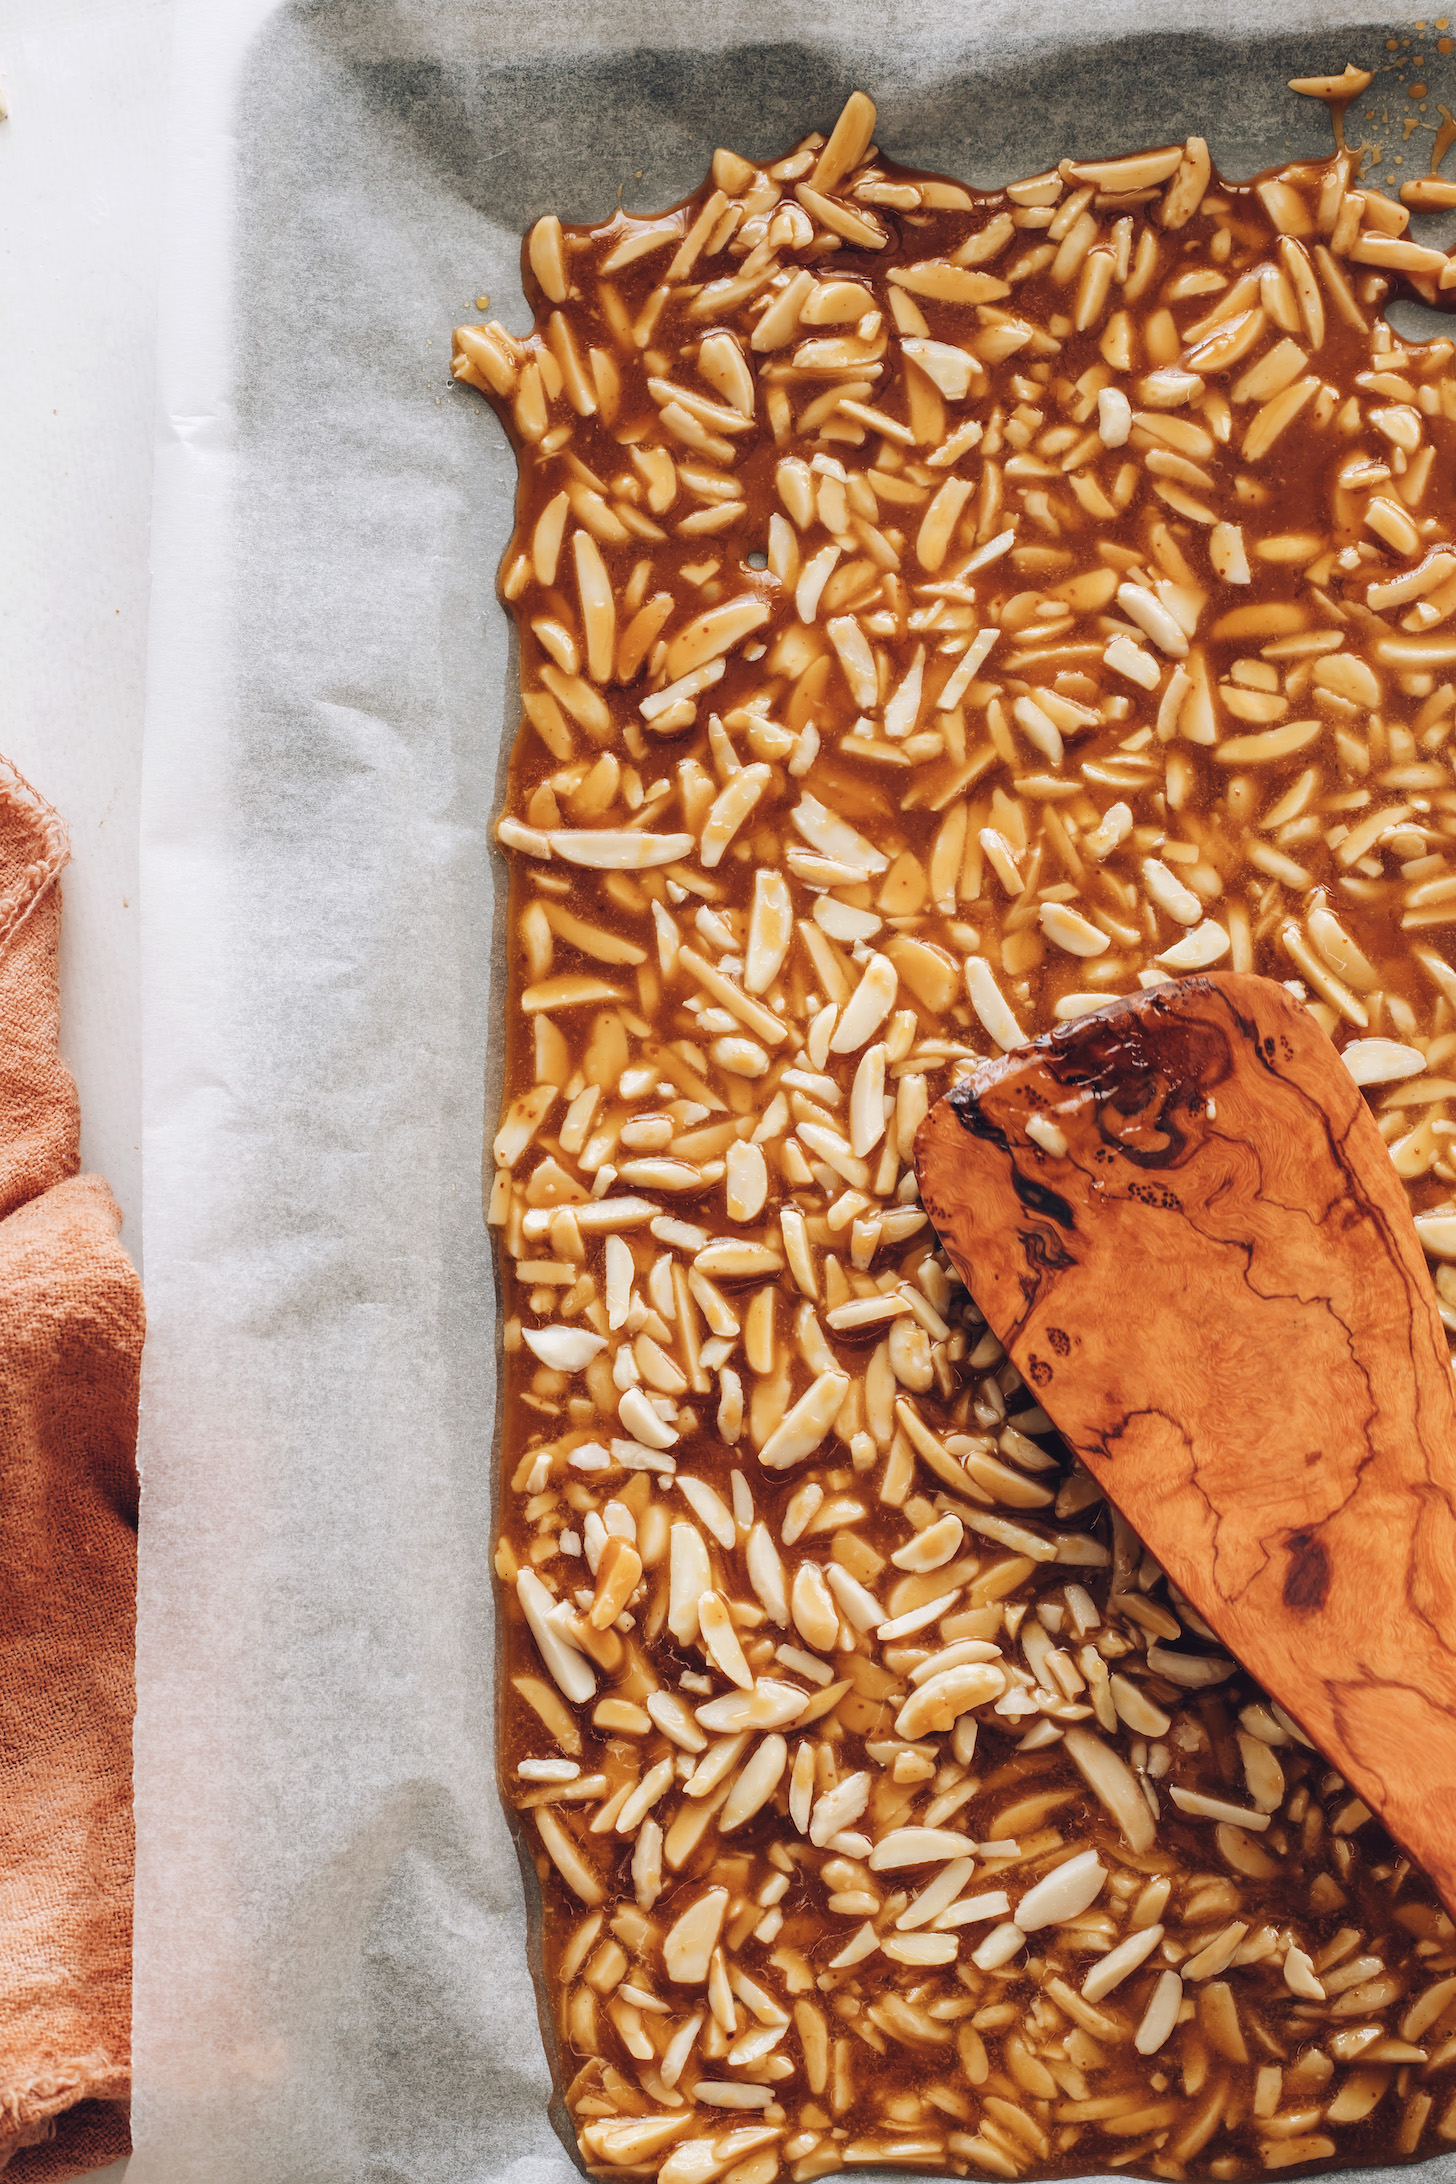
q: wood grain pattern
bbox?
[915,970,1456,1916]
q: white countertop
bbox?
[2,0,172,1263]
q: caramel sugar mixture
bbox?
[454,92,1456,2183]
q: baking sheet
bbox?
[133,3,1456,2180]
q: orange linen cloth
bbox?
[0,759,142,2180]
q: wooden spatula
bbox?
[915,969,1456,1916]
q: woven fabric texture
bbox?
[0,759,141,2180]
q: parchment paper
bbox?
[134,5,1456,2181]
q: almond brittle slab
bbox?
[455,90,1456,2183]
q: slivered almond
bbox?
[759,1372,851,1470]
[1071,147,1184,190]
[700,763,772,867]
[890,261,1011,304]
[679,948,789,1045]
[548,830,693,868]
